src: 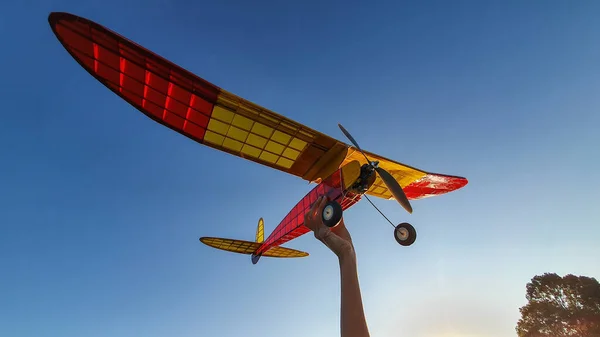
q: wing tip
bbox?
[403,172,468,200]
[48,11,79,27]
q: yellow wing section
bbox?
[199,237,308,258]
[210,91,350,182]
[203,95,466,200]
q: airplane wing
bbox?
[48,12,467,200]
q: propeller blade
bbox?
[338,123,412,214]
[375,167,413,214]
[338,124,371,164]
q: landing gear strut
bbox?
[394,222,417,246]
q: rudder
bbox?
[255,218,264,243]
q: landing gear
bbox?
[322,200,343,227]
[394,222,416,246]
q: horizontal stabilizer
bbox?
[199,237,308,258]
[262,245,309,258]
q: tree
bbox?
[516,272,600,337]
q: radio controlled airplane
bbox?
[49,12,468,264]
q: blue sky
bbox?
[1,1,600,336]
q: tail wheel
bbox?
[394,222,416,246]
[322,200,343,227]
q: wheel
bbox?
[322,200,343,227]
[394,222,417,246]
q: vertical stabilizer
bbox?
[255,218,264,243]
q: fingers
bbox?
[304,195,328,232]
[313,195,328,218]
[304,196,319,231]
[308,195,324,218]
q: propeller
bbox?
[338,124,413,214]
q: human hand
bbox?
[304,195,355,261]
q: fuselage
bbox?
[254,160,373,256]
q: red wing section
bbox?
[255,168,361,256]
[403,173,468,200]
[49,12,219,143]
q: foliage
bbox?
[516,273,600,337]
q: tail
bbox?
[255,217,264,243]
[199,218,308,265]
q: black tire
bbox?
[394,222,417,246]
[322,200,343,227]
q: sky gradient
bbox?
[1,1,600,336]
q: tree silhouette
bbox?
[516,273,600,337]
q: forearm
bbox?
[339,253,370,337]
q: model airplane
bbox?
[48,12,468,264]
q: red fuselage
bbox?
[255,164,363,256]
